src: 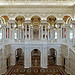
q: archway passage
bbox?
[48,48,56,66]
[31,49,41,67]
[6,56,10,69]
[15,48,24,65]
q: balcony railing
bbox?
[0,39,73,46]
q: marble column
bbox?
[24,46,30,68]
[39,26,40,39]
[20,28,21,39]
[61,25,62,39]
[41,45,47,68]
[23,29,24,39]
[0,49,2,75]
[18,28,20,39]
[2,27,4,39]
[10,48,15,65]
[65,46,70,74]
[48,28,49,40]
[57,24,60,42]
[9,27,11,39]
[45,25,47,39]
[41,25,43,39]
[11,29,13,39]
[56,47,62,65]
[50,29,52,39]
[2,59,7,74]
[73,25,75,46]
[18,29,19,40]
[66,24,69,43]
[1,47,7,74]
[31,26,33,39]
[5,27,6,39]
[25,25,27,39]
[13,27,15,40]
[29,25,30,39]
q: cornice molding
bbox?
[0,4,74,8]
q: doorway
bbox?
[15,48,24,65]
[31,49,41,67]
[48,48,56,66]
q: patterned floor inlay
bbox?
[34,69,38,72]
[4,65,67,75]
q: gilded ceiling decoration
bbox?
[15,15,25,26]
[31,16,41,30]
[2,15,9,23]
[63,16,72,24]
[31,16,41,25]
[0,17,5,24]
[47,15,56,26]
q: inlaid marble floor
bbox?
[4,65,67,75]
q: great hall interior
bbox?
[0,0,75,75]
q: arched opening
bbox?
[15,15,25,40]
[48,48,56,66]
[62,16,73,39]
[0,16,8,40]
[31,49,41,67]
[2,15,9,39]
[31,16,41,40]
[15,48,24,65]
[47,15,57,40]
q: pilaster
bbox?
[41,45,47,68]
[24,46,30,68]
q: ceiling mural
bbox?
[47,15,56,26]
[2,15,9,23]
[63,16,72,24]
[15,15,25,26]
